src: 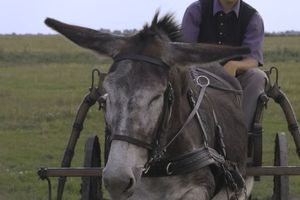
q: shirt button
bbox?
[219,32,223,35]
[220,22,224,26]
[218,41,222,45]
[220,13,223,17]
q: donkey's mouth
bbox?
[124,190,134,199]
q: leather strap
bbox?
[110,134,153,150]
[108,54,171,152]
[193,67,242,94]
[113,54,169,69]
[143,77,210,173]
[143,147,225,177]
[163,78,209,150]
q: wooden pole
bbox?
[38,166,300,178]
[246,166,300,176]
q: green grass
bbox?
[0,62,109,200]
[0,35,300,199]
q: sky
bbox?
[1,0,299,34]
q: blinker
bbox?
[98,93,108,110]
[166,82,174,105]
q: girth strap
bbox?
[143,147,225,177]
[110,134,153,150]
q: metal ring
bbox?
[91,68,101,89]
[269,66,279,86]
[166,162,174,175]
[196,75,210,87]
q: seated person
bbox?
[181,0,268,130]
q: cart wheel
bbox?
[272,132,289,200]
[80,135,103,200]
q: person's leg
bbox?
[236,68,268,130]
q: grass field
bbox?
[0,34,300,200]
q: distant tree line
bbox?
[99,28,139,36]
[101,29,300,37]
[1,29,300,36]
[265,30,300,37]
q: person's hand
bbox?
[223,60,238,76]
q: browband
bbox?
[113,53,170,69]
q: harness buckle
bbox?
[143,163,151,175]
[166,162,174,175]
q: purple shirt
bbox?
[181,0,264,64]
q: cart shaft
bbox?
[246,166,300,176]
[38,167,103,178]
[38,166,300,178]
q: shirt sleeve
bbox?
[181,1,202,43]
[242,12,264,65]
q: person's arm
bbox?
[224,58,258,76]
[181,1,202,43]
[224,12,264,76]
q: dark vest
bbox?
[198,0,256,46]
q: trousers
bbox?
[236,68,268,130]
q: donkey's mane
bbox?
[141,12,181,42]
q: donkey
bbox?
[45,12,248,200]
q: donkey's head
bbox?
[45,12,249,200]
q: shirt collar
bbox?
[213,0,241,17]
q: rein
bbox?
[143,75,228,177]
[143,75,211,175]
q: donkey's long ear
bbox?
[45,18,127,57]
[167,42,250,65]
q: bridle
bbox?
[105,53,217,174]
[107,53,213,166]
[107,53,174,153]
[104,53,245,199]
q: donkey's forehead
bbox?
[104,60,168,91]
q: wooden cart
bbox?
[38,67,300,200]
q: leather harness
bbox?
[105,54,245,199]
[106,53,229,178]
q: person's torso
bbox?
[198,0,256,46]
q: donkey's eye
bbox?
[148,94,162,106]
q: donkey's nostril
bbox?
[124,177,135,192]
[103,166,137,196]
